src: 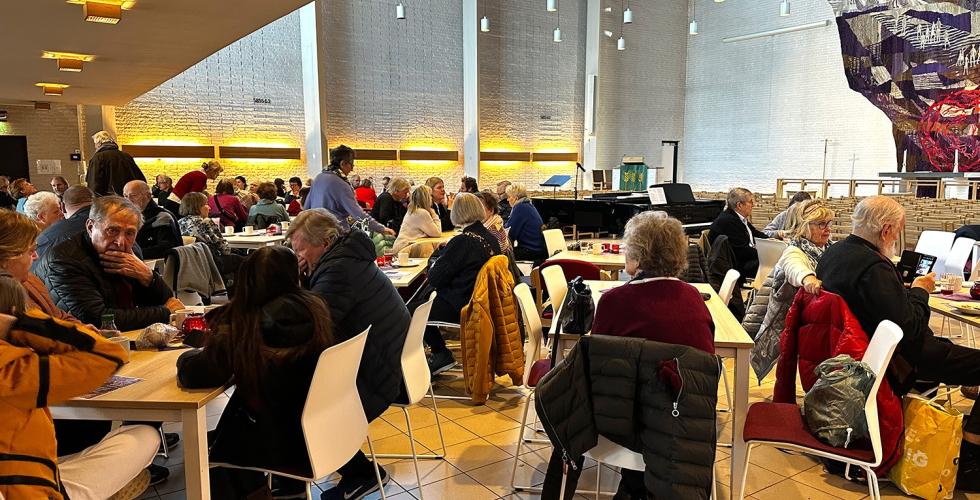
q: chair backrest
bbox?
[859,320,904,467]
[543,229,567,257]
[718,269,740,305]
[540,258,602,282]
[753,239,788,290]
[302,328,371,479]
[541,265,568,312]
[914,230,955,264]
[514,283,544,385]
[941,236,976,277]
[401,297,435,404]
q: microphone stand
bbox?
[574,162,586,200]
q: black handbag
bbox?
[548,277,595,366]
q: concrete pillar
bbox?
[462,0,480,179]
[301,2,326,178]
[582,0,600,187]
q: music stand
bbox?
[540,175,572,199]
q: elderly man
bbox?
[123,180,181,260]
[33,196,183,331]
[50,175,69,198]
[86,131,146,196]
[23,191,64,231]
[817,195,980,490]
[35,186,95,260]
[708,187,767,279]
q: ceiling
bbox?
[0,0,311,106]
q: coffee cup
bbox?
[591,243,602,255]
[281,221,290,231]
[109,336,132,361]
[224,226,234,235]
[243,225,254,235]
[170,308,193,329]
[398,251,411,266]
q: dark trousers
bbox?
[514,245,547,266]
[915,337,980,434]
[422,296,460,354]
[542,449,646,500]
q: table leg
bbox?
[729,347,750,498]
[182,408,210,500]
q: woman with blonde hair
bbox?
[392,185,442,256]
[171,160,224,202]
[425,176,454,231]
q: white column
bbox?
[300,2,326,177]
[582,0,601,187]
[462,0,480,179]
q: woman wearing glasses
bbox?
[748,199,835,380]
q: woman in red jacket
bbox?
[354,178,378,209]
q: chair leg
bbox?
[428,385,448,458]
[594,461,601,500]
[737,444,754,500]
[365,436,388,500]
[403,407,425,500]
[305,481,313,500]
[718,359,732,413]
[863,466,880,500]
[374,386,447,460]
[510,399,532,491]
[157,426,169,459]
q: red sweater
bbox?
[173,170,208,199]
[592,278,715,354]
[355,186,377,209]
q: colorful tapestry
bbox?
[619,163,648,192]
[830,0,980,172]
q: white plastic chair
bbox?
[510,283,551,492]
[718,269,740,306]
[210,329,387,500]
[752,239,787,290]
[541,265,568,336]
[738,320,904,500]
[942,236,976,277]
[543,229,568,257]
[914,230,955,264]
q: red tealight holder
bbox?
[601,243,611,253]
[611,244,620,254]
[181,313,209,348]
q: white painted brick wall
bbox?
[683,0,895,194]
[0,104,84,190]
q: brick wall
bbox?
[0,104,84,191]
[114,10,307,190]
[683,0,896,193]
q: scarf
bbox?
[790,237,831,268]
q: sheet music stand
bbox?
[540,175,572,199]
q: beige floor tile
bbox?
[714,459,787,496]
[364,433,431,456]
[407,472,499,500]
[789,463,872,499]
[384,456,463,490]
[748,447,820,477]
[370,417,406,441]
[572,464,623,494]
[441,437,513,472]
[454,410,521,436]
[484,427,551,456]
[383,405,442,433]
[411,419,480,450]
[753,478,850,500]
[468,455,548,496]
[430,398,496,420]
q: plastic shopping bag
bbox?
[888,394,963,500]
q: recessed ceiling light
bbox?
[83,2,122,24]
[35,83,70,96]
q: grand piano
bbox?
[531,183,724,237]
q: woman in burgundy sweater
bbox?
[591,211,715,499]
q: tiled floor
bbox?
[136,315,980,500]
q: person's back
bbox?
[35,205,91,262]
[137,201,181,259]
[429,222,502,311]
[86,140,145,196]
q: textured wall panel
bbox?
[115,11,307,189]
[0,104,84,190]
[683,0,895,193]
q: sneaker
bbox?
[320,467,389,500]
[962,386,980,401]
[427,350,456,377]
[147,464,170,486]
[158,432,180,454]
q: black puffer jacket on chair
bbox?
[535,335,720,499]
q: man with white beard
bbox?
[816,195,980,490]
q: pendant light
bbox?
[780,0,791,16]
[396,2,405,19]
[714,0,724,2]
[480,0,490,32]
[623,0,633,24]
[547,0,557,12]
[617,36,626,50]
[689,1,698,35]
[553,3,561,42]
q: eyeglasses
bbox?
[808,220,833,229]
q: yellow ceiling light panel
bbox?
[66,0,135,9]
[82,2,122,24]
[42,51,96,62]
[35,83,70,96]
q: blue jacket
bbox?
[35,206,91,263]
[305,169,384,233]
[504,199,545,253]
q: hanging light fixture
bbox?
[689,1,698,35]
[553,3,561,42]
[396,2,405,19]
[547,0,557,12]
[715,0,725,3]
[780,0,791,16]
[617,36,626,50]
[623,0,632,24]
[480,0,490,32]
[603,29,614,37]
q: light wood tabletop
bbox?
[929,287,980,328]
[383,262,427,288]
[548,249,626,270]
[413,230,458,245]
[224,232,285,249]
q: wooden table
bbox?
[224,232,285,250]
[412,230,458,245]
[383,262,428,288]
[547,249,626,278]
[49,339,224,500]
[929,287,980,328]
[558,281,754,496]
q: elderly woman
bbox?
[477,190,512,255]
[371,177,410,234]
[234,176,259,209]
[179,192,242,278]
[285,209,409,497]
[23,191,64,231]
[425,176,454,231]
[748,199,834,380]
[503,183,547,262]
[208,178,248,230]
[392,185,442,256]
[9,178,36,214]
[422,193,502,375]
[247,182,290,229]
[172,160,223,202]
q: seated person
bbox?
[234,176,259,210]
[178,192,243,277]
[152,174,181,214]
[817,195,980,491]
[287,187,310,216]
[459,176,479,194]
[371,177,410,234]
[34,196,184,331]
[0,276,160,500]
[123,180,181,259]
[286,210,410,499]
[208,178,248,230]
[10,178,37,214]
[496,180,512,220]
[392,185,442,257]
[35,186,94,261]
[354,178,378,209]
[503,183,547,262]
[247,182,290,229]
[763,191,811,239]
[477,190,513,255]
[23,191,64,232]
[284,176,303,205]
[708,187,767,279]
[589,211,715,499]
[425,177,454,231]
[420,193,501,375]
[176,247,334,499]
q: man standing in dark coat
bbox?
[708,187,767,279]
[286,208,410,500]
[86,131,146,196]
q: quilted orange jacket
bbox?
[0,310,126,499]
[460,255,525,403]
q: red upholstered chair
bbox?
[738,320,903,500]
[540,259,603,282]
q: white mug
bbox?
[281,221,290,231]
[224,226,234,235]
[243,225,255,235]
[398,251,411,265]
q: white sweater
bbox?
[393,208,442,254]
[774,245,817,288]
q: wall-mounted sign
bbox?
[253,98,272,104]
[36,159,62,174]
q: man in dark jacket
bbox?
[86,131,146,196]
[33,196,183,331]
[123,181,181,260]
[34,186,94,261]
[708,187,767,279]
[286,208,410,500]
[371,177,409,234]
[817,195,980,491]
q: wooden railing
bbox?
[776,177,980,200]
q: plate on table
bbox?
[953,303,980,316]
[391,258,424,267]
[234,232,266,237]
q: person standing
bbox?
[171,161,223,203]
[304,145,393,236]
[85,131,146,196]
